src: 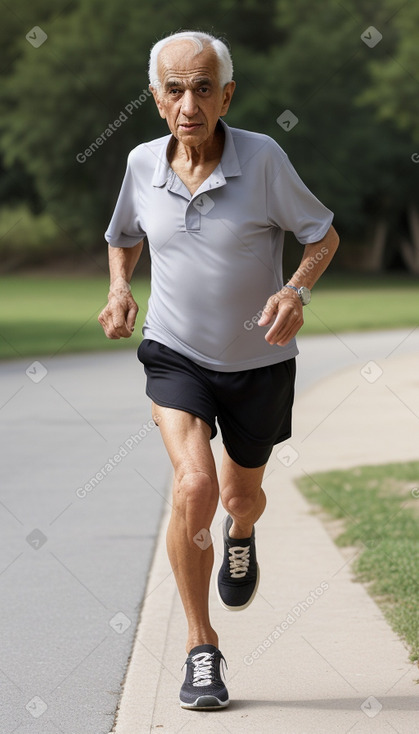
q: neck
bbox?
[172,121,224,168]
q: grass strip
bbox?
[298,462,419,662]
[0,276,151,360]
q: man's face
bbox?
[151,40,235,148]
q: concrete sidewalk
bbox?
[111,352,419,734]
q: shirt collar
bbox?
[151,118,242,188]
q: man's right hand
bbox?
[98,277,139,339]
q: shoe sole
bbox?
[216,562,260,611]
[180,695,230,709]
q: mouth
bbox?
[178,123,203,131]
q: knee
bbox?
[222,486,262,519]
[173,470,218,514]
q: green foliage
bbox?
[359,0,419,142]
[258,0,415,232]
[0,0,156,248]
[0,205,65,269]
[0,0,418,265]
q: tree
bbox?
[0,0,279,254]
[359,0,419,272]
[0,0,417,271]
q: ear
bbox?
[149,84,166,119]
[220,80,236,117]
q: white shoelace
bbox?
[190,652,215,687]
[228,545,250,578]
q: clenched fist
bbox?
[98,277,139,339]
[258,288,303,346]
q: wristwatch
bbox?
[284,284,311,305]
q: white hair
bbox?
[148,30,233,90]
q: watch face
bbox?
[299,286,311,305]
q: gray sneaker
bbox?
[216,515,260,611]
[179,644,229,709]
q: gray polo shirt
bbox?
[105,119,333,371]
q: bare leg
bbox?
[219,448,267,539]
[152,402,220,653]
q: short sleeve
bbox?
[267,149,334,245]
[104,152,146,247]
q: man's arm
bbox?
[98,241,143,339]
[258,225,340,346]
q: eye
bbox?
[199,86,210,94]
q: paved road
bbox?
[0,350,171,734]
[296,326,419,393]
[0,327,418,734]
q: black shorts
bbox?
[137,339,296,469]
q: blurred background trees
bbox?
[0,0,418,273]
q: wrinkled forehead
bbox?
[157,40,219,83]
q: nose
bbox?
[180,89,198,117]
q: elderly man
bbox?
[99,30,339,710]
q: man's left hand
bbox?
[258,289,303,346]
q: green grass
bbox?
[301,273,419,335]
[0,275,150,360]
[298,462,419,661]
[0,273,418,359]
